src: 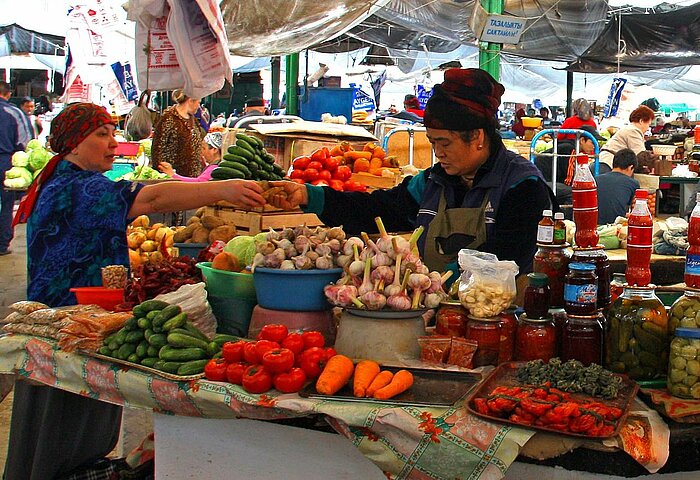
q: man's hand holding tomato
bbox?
[267,181,307,210]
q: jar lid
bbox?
[572,245,605,252]
[439,300,463,307]
[537,242,571,248]
[468,315,500,322]
[622,283,657,291]
[569,262,596,271]
[527,272,549,286]
[567,313,604,320]
[518,313,553,323]
[675,327,700,339]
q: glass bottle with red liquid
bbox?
[626,189,653,287]
[686,193,700,288]
[572,154,599,248]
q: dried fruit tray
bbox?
[465,362,638,439]
[83,351,205,382]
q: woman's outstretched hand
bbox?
[223,179,266,209]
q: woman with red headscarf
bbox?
[266,68,554,279]
[6,102,265,479]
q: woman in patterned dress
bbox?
[6,102,265,480]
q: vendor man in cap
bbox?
[266,68,555,278]
[227,97,268,127]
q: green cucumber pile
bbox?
[212,133,285,181]
[98,299,238,376]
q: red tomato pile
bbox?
[203,324,336,394]
[471,383,622,437]
[288,147,366,192]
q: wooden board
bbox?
[351,171,400,190]
[203,205,323,235]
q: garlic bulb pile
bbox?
[251,225,348,271]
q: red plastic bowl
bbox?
[70,287,124,311]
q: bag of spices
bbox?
[417,336,451,364]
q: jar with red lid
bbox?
[497,306,517,363]
[436,301,468,337]
[571,245,611,309]
[514,314,557,362]
[561,312,604,366]
[466,316,501,367]
[533,244,571,308]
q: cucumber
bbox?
[127,353,140,363]
[177,359,209,376]
[272,164,284,176]
[144,328,155,340]
[223,153,250,164]
[146,310,161,321]
[114,329,128,346]
[236,132,263,148]
[155,361,185,374]
[211,167,245,180]
[108,341,119,351]
[117,343,137,360]
[261,162,274,173]
[125,330,145,344]
[123,316,138,331]
[162,312,188,332]
[147,345,160,357]
[132,305,146,318]
[206,341,221,357]
[98,346,113,356]
[235,138,256,154]
[137,317,152,330]
[147,333,168,348]
[212,333,242,347]
[136,341,149,358]
[139,299,170,313]
[141,357,159,368]
[227,145,255,161]
[220,161,252,178]
[167,332,209,350]
[183,322,209,342]
[152,305,182,329]
[104,332,119,346]
[159,346,208,362]
[264,153,276,164]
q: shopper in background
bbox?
[511,107,526,138]
[403,94,424,118]
[0,81,33,256]
[19,96,41,137]
[596,148,640,224]
[158,131,223,182]
[6,102,265,480]
[559,98,598,140]
[267,68,554,278]
[598,105,656,169]
[151,89,204,178]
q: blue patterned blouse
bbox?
[27,160,144,307]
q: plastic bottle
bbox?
[626,189,653,287]
[572,154,599,248]
[695,124,700,144]
[685,192,700,288]
[537,210,554,244]
[553,212,566,245]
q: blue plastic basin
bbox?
[253,268,343,311]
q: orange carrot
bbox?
[373,370,414,400]
[316,354,355,395]
[329,142,350,156]
[352,360,380,397]
[365,370,394,397]
[344,150,372,161]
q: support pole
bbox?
[478,0,504,80]
[284,54,299,115]
[566,71,574,117]
[270,57,280,110]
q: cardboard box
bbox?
[203,205,323,235]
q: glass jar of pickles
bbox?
[533,244,571,308]
[668,289,700,334]
[668,328,700,399]
[605,285,669,380]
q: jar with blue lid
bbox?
[564,262,598,316]
[668,327,700,399]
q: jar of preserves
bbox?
[668,327,700,399]
[610,272,626,304]
[561,313,604,366]
[533,244,571,308]
[466,316,501,367]
[605,285,669,380]
[524,272,550,319]
[436,301,468,337]
[668,289,700,334]
[564,263,598,315]
[514,314,557,362]
[497,306,517,363]
[550,307,567,354]
[571,246,611,309]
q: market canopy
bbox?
[0,23,65,57]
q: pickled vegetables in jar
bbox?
[668,289,700,334]
[668,328,700,399]
[605,285,669,380]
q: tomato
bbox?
[311,179,329,187]
[318,170,332,182]
[332,165,352,181]
[324,347,337,361]
[254,339,280,362]
[273,367,307,393]
[243,342,261,364]
[323,156,340,172]
[302,331,325,349]
[204,358,228,382]
[289,169,305,180]
[303,168,320,182]
[292,156,311,170]
[299,347,327,379]
[242,365,273,394]
[258,324,289,343]
[291,178,305,185]
[307,161,324,172]
[328,179,345,191]
[281,333,305,355]
[344,180,366,192]
[225,361,248,385]
[262,348,295,374]
[221,340,247,363]
[310,147,330,164]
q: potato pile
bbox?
[172,207,237,245]
[127,215,180,266]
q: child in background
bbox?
[158,132,222,182]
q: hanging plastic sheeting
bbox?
[220,0,390,57]
[128,0,232,99]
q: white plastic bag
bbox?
[457,249,519,318]
[154,282,217,339]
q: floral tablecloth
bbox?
[0,333,535,480]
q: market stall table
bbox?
[604,249,686,285]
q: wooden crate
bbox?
[351,171,400,190]
[203,206,323,235]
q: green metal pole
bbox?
[271,57,280,110]
[478,0,503,81]
[285,53,299,115]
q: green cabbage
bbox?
[11,151,29,167]
[4,166,33,188]
[224,235,257,266]
[116,164,168,181]
[141,139,152,158]
[26,139,42,151]
[28,148,51,172]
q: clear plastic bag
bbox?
[457,249,519,318]
[154,282,217,339]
